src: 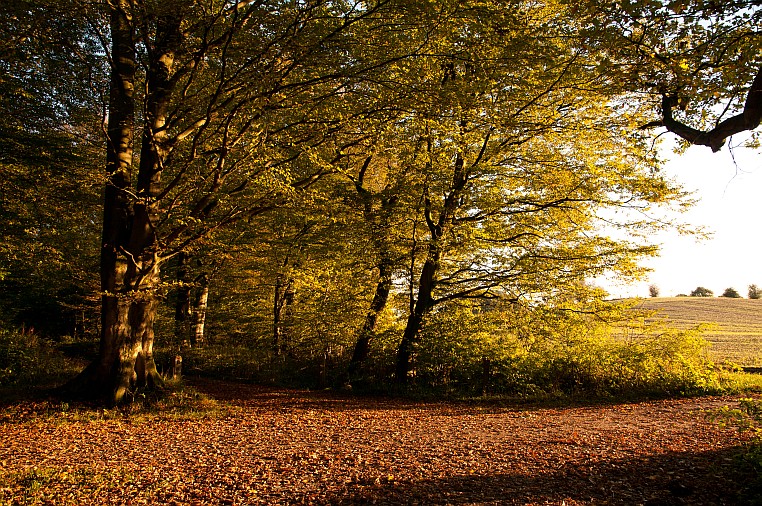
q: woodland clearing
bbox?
[0,378,756,505]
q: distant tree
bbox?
[749,285,761,300]
[722,287,741,298]
[648,284,660,298]
[676,294,688,297]
[690,287,714,297]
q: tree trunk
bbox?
[395,257,437,383]
[395,153,467,384]
[191,275,209,347]
[348,259,392,380]
[347,165,398,382]
[63,4,180,404]
[272,274,294,358]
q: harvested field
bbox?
[636,297,762,366]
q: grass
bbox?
[636,297,762,367]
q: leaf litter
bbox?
[0,378,756,505]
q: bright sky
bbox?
[601,137,762,299]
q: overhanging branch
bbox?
[642,64,762,152]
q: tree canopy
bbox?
[0,0,759,402]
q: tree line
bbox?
[0,0,760,403]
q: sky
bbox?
[600,137,762,299]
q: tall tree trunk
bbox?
[395,256,437,383]
[62,1,136,401]
[191,275,209,348]
[64,5,180,404]
[395,153,468,384]
[347,159,398,381]
[272,274,294,358]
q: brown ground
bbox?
[0,379,756,505]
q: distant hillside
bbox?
[635,297,762,366]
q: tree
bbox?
[749,284,761,300]
[384,1,688,383]
[690,287,714,297]
[11,0,757,399]
[62,0,434,403]
[0,0,103,338]
[649,285,660,298]
[573,1,762,151]
[722,287,741,298]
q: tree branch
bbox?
[644,64,762,152]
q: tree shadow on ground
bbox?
[326,446,754,505]
[186,376,735,415]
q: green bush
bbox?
[722,287,741,298]
[691,286,714,297]
[404,302,724,399]
[712,398,762,502]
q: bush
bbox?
[712,398,762,502]
[0,328,83,388]
[691,286,714,297]
[648,284,660,297]
[405,301,724,399]
[749,284,761,300]
[722,287,742,298]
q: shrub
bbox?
[749,284,761,300]
[405,300,724,399]
[648,284,660,297]
[722,287,741,298]
[690,286,714,297]
[0,329,83,388]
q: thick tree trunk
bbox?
[272,274,294,358]
[395,257,437,383]
[64,4,180,404]
[395,153,468,384]
[347,163,398,381]
[62,2,136,402]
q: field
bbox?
[636,297,762,366]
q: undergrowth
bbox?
[712,398,762,504]
[0,328,83,392]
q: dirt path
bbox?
[0,379,754,505]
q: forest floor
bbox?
[0,378,758,505]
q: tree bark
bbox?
[347,258,392,380]
[191,275,209,348]
[64,4,180,403]
[395,153,468,384]
[395,256,437,383]
[272,273,294,358]
[347,165,398,380]
[62,1,136,401]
